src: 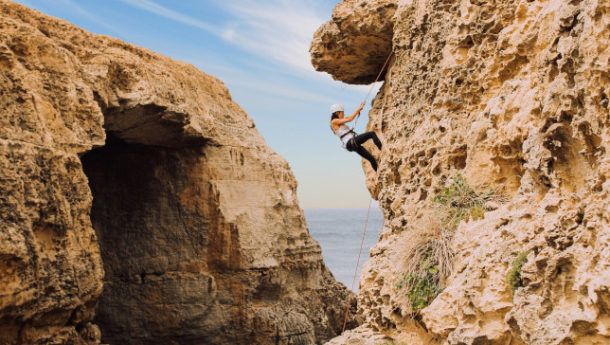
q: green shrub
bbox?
[400,263,439,311]
[507,251,529,295]
[395,236,449,313]
[431,173,499,230]
[396,174,505,314]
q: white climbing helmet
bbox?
[330,104,344,114]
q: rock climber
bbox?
[330,102,382,171]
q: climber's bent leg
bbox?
[353,132,382,150]
[347,139,378,171]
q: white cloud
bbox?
[221,28,236,41]
[217,0,326,73]
[118,0,220,35]
[117,0,330,75]
[216,1,384,96]
[189,59,338,105]
[229,78,338,105]
[115,0,379,97]
[62,0,123,35]
[19,0,123,35]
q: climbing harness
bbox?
[351,52,394,131]
[333,124,356,150]
[342,197,374,333]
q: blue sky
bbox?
[15,0,382,208]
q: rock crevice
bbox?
[0,1,357,344]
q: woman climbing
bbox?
[330,102,382,171]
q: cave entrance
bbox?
[80,129,217,344]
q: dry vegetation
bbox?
[507,251,530,295]
[396,174,505,313]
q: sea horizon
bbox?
[304,206,384,292]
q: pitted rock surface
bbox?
[312,0,609,344]
[310,0,397,84]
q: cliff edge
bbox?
[312,0,609,344]
[0,1,357,344]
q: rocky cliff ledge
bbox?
[0,1,357,344]
[312,0,609,344]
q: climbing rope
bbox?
[351,51,394,131]
[340,50,393,333]
[342,197,374,333]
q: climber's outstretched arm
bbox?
[331,101,365,127]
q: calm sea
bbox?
[304,206,384,292]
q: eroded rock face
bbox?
[310,0,397,84]
[312,0,609,344]
[0,1,356,344]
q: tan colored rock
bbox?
[312,0,609,344]
[323,325,391,345]
[310,0,397,84]
[0,1,357,344]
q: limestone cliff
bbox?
[312,0,609,344]
[0,1,357,344]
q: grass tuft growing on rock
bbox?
[431,173,500,230]
[396,174,504,313]
[507,251,529,295]
[396,232,452,312]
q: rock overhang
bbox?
[310,0,397,85]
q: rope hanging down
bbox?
[340,50,393,334]
[342,197,374,333]
[351,51,393,131]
